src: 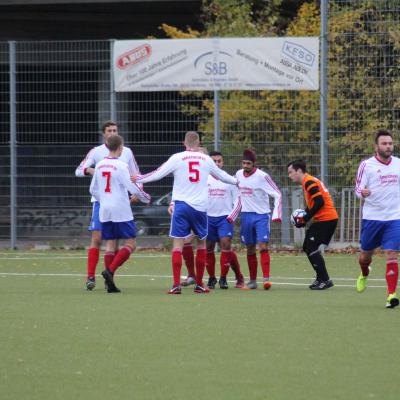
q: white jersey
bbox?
[355,155,400,221]
[137,150,237,212]
[75,143,140,202]
[236,168,282,220]
[207,174,241,221]
[89,157,150,223]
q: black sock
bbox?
[307,251,329,281]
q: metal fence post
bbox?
[213,89,220,151]
[320,0,328,185]
[109,39,117,122]
[9,41,17,249]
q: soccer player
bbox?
[133,131,238,294]
[89,135,150,293]
[354,129,400,308]
[206,151,244,289]
[287,159,338,290]
[236,149,282,290]
[75,120,140,290]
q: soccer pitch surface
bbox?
[1,251,399,400]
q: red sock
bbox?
[220,250,230,277]
[104,251,115,269]
[206,251,216,278]
[247,254,258,281]
[260,250,270,279]
[359,259,371,277]
[87,247,99,278]
[386,261,398,294]
[109,246,132,273]
[172,249,182,287]
[196,248,207,285]
[229,251,243,280]
[182,243,196,278]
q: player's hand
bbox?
[85,167,95,176]
[294,216,306,228]
[168,204,174,216]
[130,195,139,204]
[227,216,233,224]
[272,218,281,223]
[131,175,138,183]
[361,188,371,198]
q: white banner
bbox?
[113,37,319,92]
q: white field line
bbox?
[0,271,387,288]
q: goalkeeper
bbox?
[287,159,338,290]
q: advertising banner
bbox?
[113,37,319,92]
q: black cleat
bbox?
[310,279,334,290]
[219,277,229,289]
[86,276,96,291]
[207,276,218,289]
[101,269,121,293]
[309,279,320,289]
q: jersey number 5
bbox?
[188,161,200,183]
[102,171,111,192]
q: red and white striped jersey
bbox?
[89,157,150,223]
[355,155,400,221]
[207,174,241,221]
[75,143,140,202]
[236,168,282,220]
[136,150,238,212]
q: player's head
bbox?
[102,120,119,140]
[287,159,307,184]
[184,131,200,150]
[107,135,124,156]
[374,129,393,160]
[242,149,256,173]
[210,151,223,169]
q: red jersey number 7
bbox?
[188,161,200,182]
[102,171,111,192]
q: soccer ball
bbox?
[290,209,306,226]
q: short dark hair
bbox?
[375,129,393,144]
[209,151,223,157]
[102,120,118,133]
[107,135,123,151]
[287,159,307,173]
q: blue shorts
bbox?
[101,220,136,240]
[170,201,208,239]
[240,212,270,245]
[360,219,400,251]
[207,215,234,242]
[88,201,102,231]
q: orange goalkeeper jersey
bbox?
[302,174,338,222]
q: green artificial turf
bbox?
[0,251,399,400]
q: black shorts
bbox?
[303,219,338,254]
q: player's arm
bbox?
[354,161,370,198]
[303,180,324,221]
[75,147,96,177]
[89,168,100,201]
[227,185,241,223]
[209,158,238,185]
[121,167,151,204]
[134,156,176,184]
[263,174,282,222]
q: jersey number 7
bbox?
[102,171,111,192]
[188,161,200,183]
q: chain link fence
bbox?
[0,1,398,248]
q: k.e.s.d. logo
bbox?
[194,51,233,75]
[282,41,315,67]
[117,44,152,70]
